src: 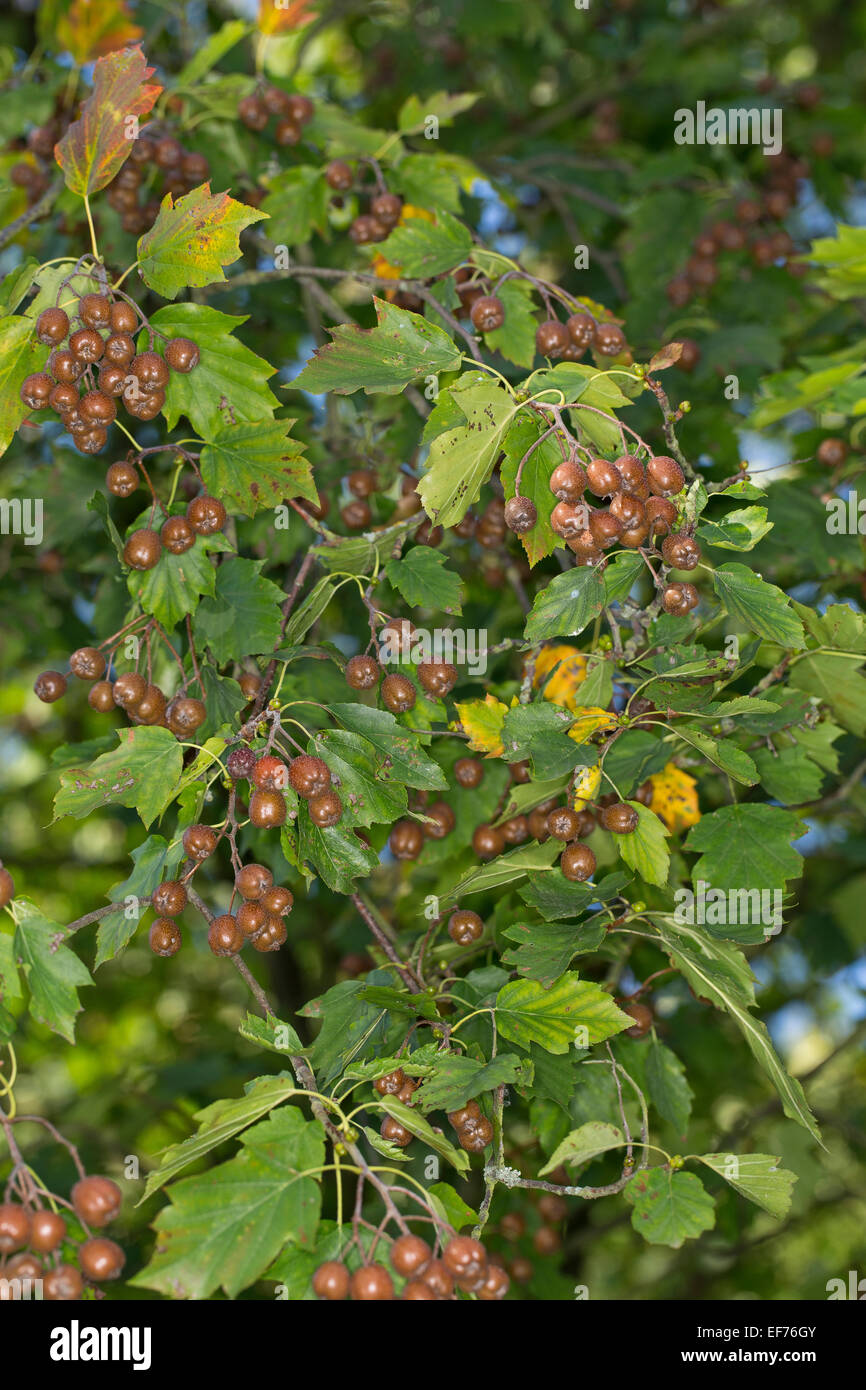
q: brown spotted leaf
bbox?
[137,184,268,300]
[55,0,143,65]
[648,342,683,372]
[55,44,161,197]
[199,417,316,517]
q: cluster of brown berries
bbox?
[375,1069,423,1149]
[321,163,404,247]
[33,651,208,737]
[21,291,199,455]
[312,1233,508,1300]
[231,750,345,830]
[447,1098,494,1154]
[666,150,810,308]
[106,130,211,235]
[121,494,226,571]
[0,1175,124,1301]
[238,86,315,147]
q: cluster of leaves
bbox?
[0,0,864,1302]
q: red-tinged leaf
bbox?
[258,0,317,36]
[55,45,161,198]
[56,0,143,65]
[137,184,268,300]
[648,342,683,372]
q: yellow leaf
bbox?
[455,695,508,756]
[400,205,436,225]
[567,708,618,744]
[571,765,602,805]
[531,644,589,710]
[649,762,700,833]
[371,253,402,282]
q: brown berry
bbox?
[29,1209,67,1253]
[448,909,483,945]
[0,1204,30,1253]
[309,790,343,827]
[78,294,111,329]
[164,337,200,372]
[622,1000,653,1038]
[186,494,227,536]
[113,672,146,708]
[817,438,847,468]
[561,841,596,882]
[390,1235,432,1278]
[79,1237,125,1281]
[160,516,195,555]
[389,819,424,859]
[661,534,700,570]
[547,806,580,841]
[325,160,353,191]
[69,647,106,680]
[566,312,596,347]
[208,914,244,955]
[71,1175,122,1227]
[346,654,380,690]
[261,885,293,916]
[504,495,538,534]
[418,661,457,698]
[149,918,181,956]
[454,757,483,788]
[313,1261,350,1300]
[549,459,588,502]
[106,460,139,496]
[36,307,69,345]
[44,1265,84,1300]
[471,295,506,332]
[443,1235,487,1280]
[586,458,622,498]
[472,823,505,859]
[422,1259,454,1298]
[250,789,287,828]
[601,802,639,834]
[69,327,104,363]
[594,322,627,355]
[88,680,115,712]
[20,372,53,409]
[235,863,273,899]
[350,1263,394,1300]
[124,528,161,570]
[33,669,66,703]
[645,496,677,535]
[536,319,569,357]
[382,672,416,714]
[647,455,685,496]
[288,754,330,798]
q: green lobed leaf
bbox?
[12,899,92,1043]
[626,1167,715,1248]
[292,297,462,396]
[495,972,632,1054]
[697,1152,797,1219]
[538,1120,625,1176]
[199,417,316,516]
[137,185,267,298]
[524,566,606,642]
[53,727,184,830]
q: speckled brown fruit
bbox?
[72,1175,122,1227]
[124,528,161,570]
[535,319,569,357]
[112,672,145,709]
[472,823,505,859]
[586,458,622,498]
[34,670,66,703]
[288,754,331,798]
[423,801,455,838]
[166,696,206,737]
[261,885,293,916]
[79,1237,126,1281]
[186,494,226,536]
[381,672,417,713]
[594,321,626,356]
[443,1235,487,1280]
[165,337,200,373]
[374,1069,406,1095]
[160,515,195,555]
[106,460,139,496]
[560,841,596,882]
[549,459,588,505]
[477,1264,511,1299]
[249,789,287,828]
[312,1261,350,1300]
[601,802,639,834]
[239,673,262,701]
[131,684,166,725]
[69,646,106,680]
[309,790,343,827]
[341,498,371,529]
[448,908,483,945]
[454,757,483,788]
[459,1117,493,1152]
[389,819,424,860]
[79,294,111,329]
[183,823,217,860]
[422,1259,454,1298]
[346,654,380,689]
[501,814,529,844]
[208,914,244,956]
[381,1115,413,1148]
[235,862,273,899]
[325,159,353,191]
[470,294,505,332]
[43,1265,84,1300]
[149,918,181,956]
[647,455,685,496]
[533,1226,561,1255]
[251,915,287,952]
[350,1263,395,1300]
[69,327,104,363]
[0,1203,31,1253]
[252,755,289,791]
[418,661,457,698]
[36,307,69,345]
[547,806,580,841]
[29,1209,67,1253]
[661,533,700,570]
[152,880,187,917]
[403,1279,437,1299]
[645,496,677,535]
[504,495,538,534]
[389,1234,432,1277]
